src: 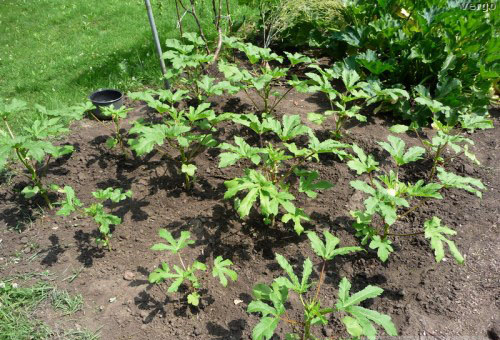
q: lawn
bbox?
[0,0,251,117]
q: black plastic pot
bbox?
[88,89,124,120]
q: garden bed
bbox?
[1,90,499,340]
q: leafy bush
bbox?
[332,0,497,124]
[221,114,349,233]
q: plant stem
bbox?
[399,199,427,220]
[270,215,276,228]
[279,316,302,326]
[269,86,293,113]
[428,142,447,181]
[303,320,311,340]
[174,0,184,37]
[3,118,15,139]
[313,260,326,302]
[13,143,53,209]
[382,223,389,240]
[178,253,187,271]
[178,0,210,54]
[279,152,316,185]
[242,88,260,112]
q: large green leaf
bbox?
[424,216,464,264]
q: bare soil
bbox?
[1,89,499,340]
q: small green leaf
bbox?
[389,125,409,133]
[350,180,376,195]
[307,112,327,125]
[105,137,118,149]
[343,315,363,337]
[252,284,272,301]
[187,292,200,306]
[369,236,393,262]
[212,256,238,287]
[347,144,379,175]
[251,316,280,340]
[437,168,485,198]
[295,169,333,198]
[181,163,197,177]
[21,185,39,199]
[153,229,194,254]
[344,285,383,308]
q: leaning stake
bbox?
[144,0,169,89]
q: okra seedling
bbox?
[100,105,133,158]
[221,114,349,234]
[347,136,484,262]
[0,99,77,208]
[149,229,237,307]
[56,186,132,251]
[247,230,396,340]
[219,41,312,115]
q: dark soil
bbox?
[1,89,499,340]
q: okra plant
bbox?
[247,230,397,340]
[220,114,349,234]
[162,32,211,99]
[162,32,239,102]
[99,105,133,157]
[347,134,485,262]
[304,61,408,139]
[390,119,483,181]
[56,186,132,250]
[128,99,231,189]
[219,40,311,114]
[0,99,75,208]
[149,229,237,307]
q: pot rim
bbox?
[88,88,123,104]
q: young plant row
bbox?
[0,32,492,340]
[0,34,490,262]
[147,227,397,340]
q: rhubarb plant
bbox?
[219,41,311,114]
[56,186,132,250]
[149,229,237,307]
[128,102,231,189]
[220,114,349,234]
[0,99,75,208]
[247,230,397,340]
[347,135,484,263]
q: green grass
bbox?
[0,0,253,122]
[50,289,84,315]
[0,274,97,340]
[0,280,54,339]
